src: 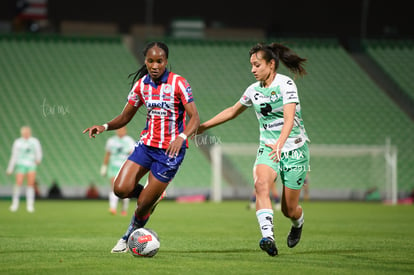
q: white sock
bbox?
[291,211,304,228]
[122,198,130,212]
[11,185,21,209]
[109,191,119,210]
[256,209,274,239]
[26,186,35,211]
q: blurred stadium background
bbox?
[0,0,413,202]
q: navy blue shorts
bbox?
[128,141,186,183]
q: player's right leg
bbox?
[254,164,278,256]
[26,170,36,213]
[111,160,149,253]
[10,172,25,212]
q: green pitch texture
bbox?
[0,200,413,274]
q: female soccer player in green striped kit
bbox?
[197,42,309,256]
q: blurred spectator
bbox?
[86,183,100,199]
[48,180,63,199]
[101,126,134,215]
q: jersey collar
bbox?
[143,69,170,88]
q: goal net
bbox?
[210,140,398,204]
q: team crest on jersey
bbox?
[270,90,281,102]
[161,84,172,95]
[161,84,173,100]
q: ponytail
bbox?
[249,42,307,77]
[128,65,147,89]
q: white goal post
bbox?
[210,140,398,204]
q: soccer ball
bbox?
[127,228,160,257]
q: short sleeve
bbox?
[281,77,299,105]
[178,78,194,104]
[127,81,144,107]
[239,87,253,107]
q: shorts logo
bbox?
[157,172,170,180]
[167,156,177,166]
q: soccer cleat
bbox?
[121,211,127,216]
[287,225,303,248]
[109,208,117,215]
[9,205,18,212]
[111,238,128,253]
[259,237,278,256]
[27,206,35,213]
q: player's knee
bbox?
[113,184,128,199]
[254,178,269,195]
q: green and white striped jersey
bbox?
[7,137,42,171]
[105,135,135,168]
[239,73,309,152]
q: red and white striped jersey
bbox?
[127,70,194,149]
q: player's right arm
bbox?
[6,140,18,175]
[83,103,139,138]
[197,101,247,135]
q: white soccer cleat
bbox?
[9,205,18,212]
[111,238,128,253]
[27,206,35,213]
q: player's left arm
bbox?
[166,102,200,158]
[35,139,42,165]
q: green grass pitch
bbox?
[0,200,413,274]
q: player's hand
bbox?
[166,137,184,158]
[265,141,284,163]
[191,125,206,139]
[83,125,105,138]
[100,165,107,177]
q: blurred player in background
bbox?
[6,126,42,213]
[101,126,135,216]
[249,179,281,210]
[83,41,200,253]
[197,42,310,256]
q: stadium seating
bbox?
[363,39,414,101]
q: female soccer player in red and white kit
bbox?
[83,41,200,253]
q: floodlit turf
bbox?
[0,200,413,274]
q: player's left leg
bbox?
[281,186,303,248]
[26,171,36,213]
[109,177,119,215]
[121,198,129,216]
[280,143,309,248]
